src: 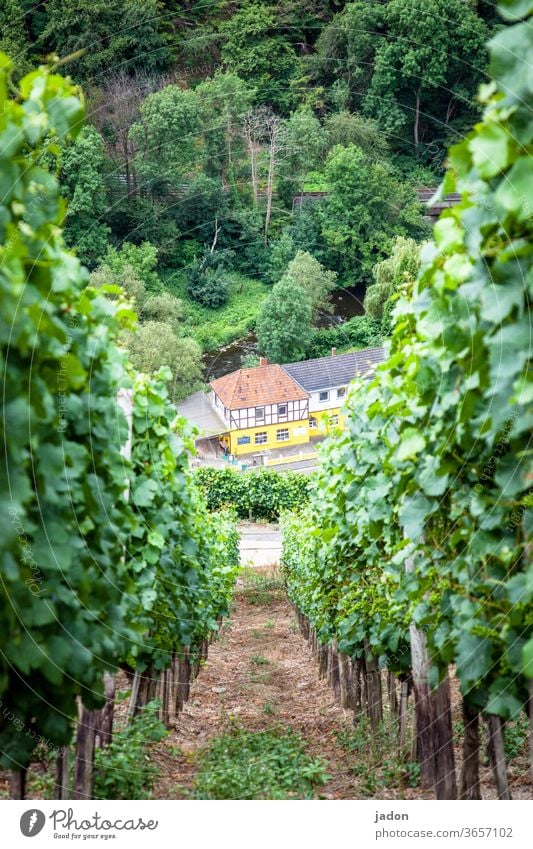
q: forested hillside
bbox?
[0,1,503,392]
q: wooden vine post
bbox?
[459,700,481,800]
[406,557,457,799]
[486,715,511,800]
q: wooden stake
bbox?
[459,700,481,800]
[364,641,383,734]
[387,671,398,718]
[8,768,26,799]
[431,673,457,800]
[73,703,97,800]
[486,714,511,800]
[398,676,410,758]
[94,672,116,748]
[54,746,70,799]
[339,652,353,709]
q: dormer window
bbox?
[337,387,346,399]
[319,390,329,402]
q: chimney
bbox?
[331,347,337,357]
[259,357,268,366]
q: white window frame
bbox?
[309,416,317,430]
[276,428,290,442]
[329,414,339,426]
[337,387,346,399]
[255,431,268,445]
[318,390,329,402]
[278,403,288,417]
[255,406,265,421]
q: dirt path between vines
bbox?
[152,566,420,801]
[152,565,531,801]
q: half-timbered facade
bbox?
[208,347,386,458]
[211,359,310,456]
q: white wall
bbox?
[308,386,347,413]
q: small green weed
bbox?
[336,718,419,795]
[239,568,284,606]
[251,655,269,666]
[93,700,167,800]
[193,726,330,799]
[262,701,277,715]
[504,713,528,761]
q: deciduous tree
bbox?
[256,279,313,363]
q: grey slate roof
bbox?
[282,346,386,393]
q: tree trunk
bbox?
[413,88,421,148]
[459,700,481,800]
[486,714,511,799]
[364,641,383,734]
[54,746,70,799]
[264,147,275,245]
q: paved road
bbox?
[239,522,282,567]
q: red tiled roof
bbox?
[211,364,309,410]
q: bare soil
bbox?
[152,567,532,800]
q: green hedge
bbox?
[306,316,382,358]
[193,468,311,521]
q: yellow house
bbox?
[210,358,310,457]
[207,347,386,458]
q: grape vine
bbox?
[281,0,532,797]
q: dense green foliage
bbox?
[59,125,111,268]
[364,236,421,334]
[126,371,239,671]
[282,3,532,721]
[307,316,382,359]
[194,468,310,521]
[8,0,494,375]
[0,57,137,768]
[256,278,313,362]
[194,726,330,799]
[93,700,167,800]
[319,144,427,282]
[0,58,239,770]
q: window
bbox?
[318,390,329,402]
[329,415,339,426]
[278,403,287,416]
[276,428,289,442]
[255,431,267,445]
[237,436,251,445]
[255,406,265,420]
[337,387,346,399]
[309,416,317,430]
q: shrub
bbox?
[194,726,330,799]
[193,468,311,521]
[187,250,233,308]
[307,315,382,358]
[93,701,167,800]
